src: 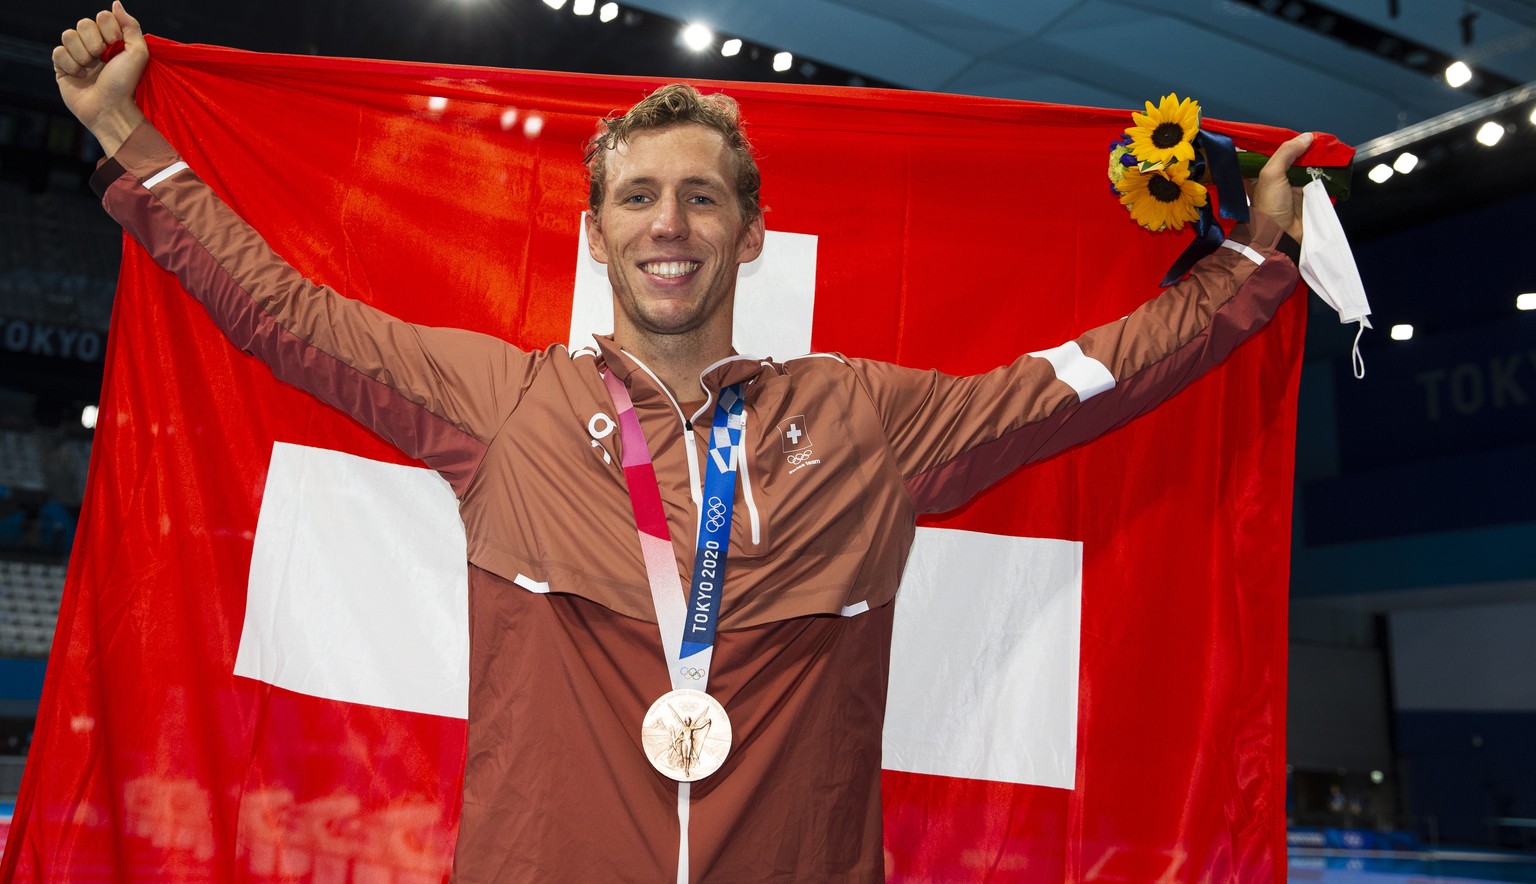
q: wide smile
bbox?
[640,260,702,280]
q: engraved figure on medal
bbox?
[641,689,732,781]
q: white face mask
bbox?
[1299,176,1374,378]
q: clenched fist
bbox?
[53,1,148,155]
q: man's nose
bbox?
[650,193,688,239]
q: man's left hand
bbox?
[1249,131,1313,244]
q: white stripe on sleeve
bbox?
[1220,238,1265,266]
[143,161,190,189]
[1028,340,1116,401]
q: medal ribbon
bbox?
[602,370,745,694]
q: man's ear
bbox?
[737,213,765,264]
[586,212,609,265]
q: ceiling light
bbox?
[1392,152,1418,174]
[81,404,98,430]
[1445,61,1472,87]
[682,23,712,51]
[1476,121,1505,146]
[1529,105,1536,126]
[721,38,742,57]
[1367,163,1394,183]
[1518,293,1536,311]
[773,51,793,72]
[542,0,567,8]
[599,2,618,21]
[573,0,595,14]
[1390,324,1414,341]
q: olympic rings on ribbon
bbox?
[678,667,707,681]
[705,496,728,532]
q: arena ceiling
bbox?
[2,1,1531,139]
[626,0,1536,146]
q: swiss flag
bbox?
[4,37,1343,882]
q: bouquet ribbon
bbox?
[1159,129,1246,287]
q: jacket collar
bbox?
[594,335,773,402]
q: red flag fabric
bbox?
[5,38,1344,882]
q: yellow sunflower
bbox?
[1125,93,1201,168]
[1116,164,1207,231]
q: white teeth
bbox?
[642,261,700,279]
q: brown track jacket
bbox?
[94,123,1300,882]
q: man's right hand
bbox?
[53,1,148,156]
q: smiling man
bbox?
[54,4,1315,882]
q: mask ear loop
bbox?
[1351,319,1367,380]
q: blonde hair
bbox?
[585,83,761,222]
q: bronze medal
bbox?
[641,689,732,782]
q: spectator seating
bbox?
[0,560,64,658]
[0,432,43,493]
[0,179,118,331]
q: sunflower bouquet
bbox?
[1110,94,1208,232]
[1109,93,1350,285]
[1110,93,1353,232]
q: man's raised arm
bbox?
[856,129,1320,514]
[51,4,538,494]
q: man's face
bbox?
[586,124,765,346]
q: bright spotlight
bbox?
[682,23,713,51]
[81,404,98,430]
[1445,60,1472,87]
[523,114,545,139]
[1476,121,1505,146]
[1392,152,1418,174]
[1529,105,1536,126]
[773,51,793,72]
[1390,324,1414,341]
[500,108,519,131]
[573,0,595,13]
[542,0,566,9]
[427,96,448,113]
[1517,292,1536,311]
[1367,163,1393,183]
[721,38,742,57]
[599,2,618,22]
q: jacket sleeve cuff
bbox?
[90,122,182,199]
[1232,211,1283,252]
[1221,212,1299,267]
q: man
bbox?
[54,4,1312,881]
